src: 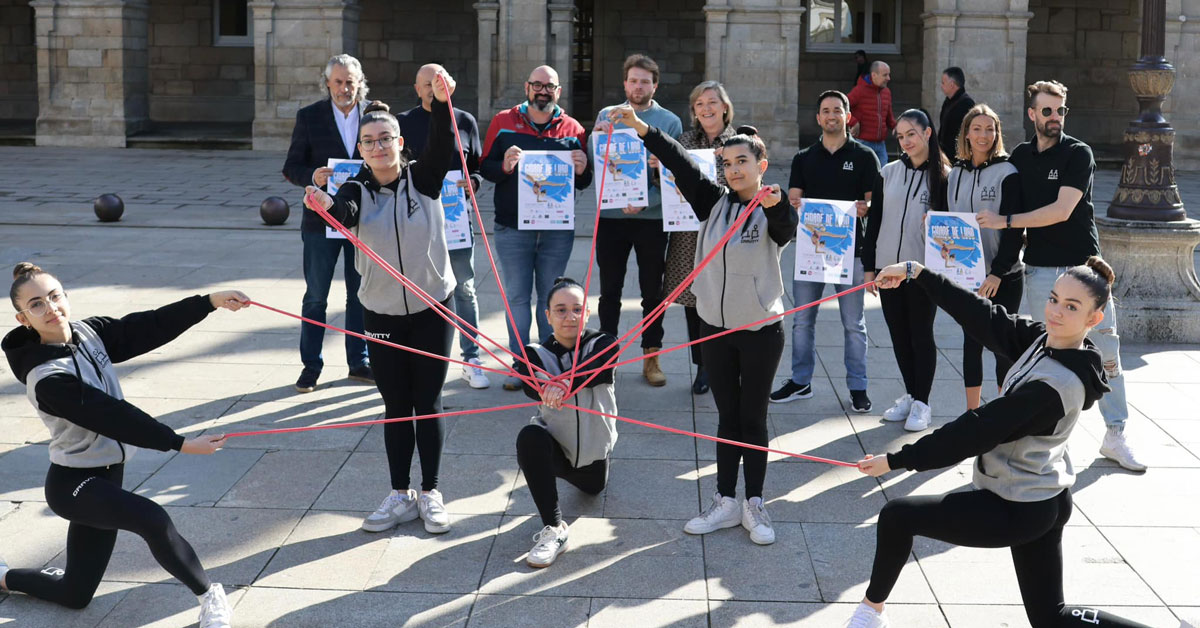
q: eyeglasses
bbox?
[1039,106,1069,117]
[527,81,559,93]
[359,136,398,150]
[18,290,67,318]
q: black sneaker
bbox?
[348,364,374,383]
[691,366,709,395]
[849,389,872,413]
[295,368,320,393]
[769,380,812,403]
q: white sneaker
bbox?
[1100,426,1147,472]
[882,394,913,422]
[845,601,889,628]
[461,358,491,389]
[684,492,741,535]
[904,400,931,432]
[418,489,451,534]
[527,522,569,568]
[197,583,232,628]
[362,489,419,532]
[741,497,775,545]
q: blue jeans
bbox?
[300,230,368,372]
[789,257,868,390]
[1023,265,1128,429]
[493,224,575,356]
[449,245,480,360]
[862,140,888,167]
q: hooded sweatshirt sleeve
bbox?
[34,373,186,451]
[515,347,548,402]
[83,295,215,364]
[641,126,725,220]
[912,269,1044,361]
[409,102,455,198]
[886,380,1065,472]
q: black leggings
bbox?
[701,321,784,499]
[515,424,609,527]
[6,464,209,609]
[879,281,938,403]
[963,273,1024,387]
[365,301,454,492]
[867,489,1150,628]
[596,217,669,349]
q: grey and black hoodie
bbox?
[946,156,1024,278]
[324,102,456,317]
[515,330,619,468]
[863,153,943,272]
[886,271,1109,503]
[2,296,216,469]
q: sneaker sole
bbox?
[361,519,400,533]
[347,375,374,384]
[1098,447,1148,472]
[294,384,316,393]
[748,531,776,545]
[526,539,568,568]
[769,390,813,404]
[423,519,451,534]
[683,518,741,535]
[462,374,491,389]
[903,421,930,432]
[882,411,910,422]
[851,405,873,414]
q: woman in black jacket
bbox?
[845,257,1150,628]
[2,263,246,628]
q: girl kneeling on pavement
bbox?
[514,277,619,568]
[1,263,244,628]
[306,71,460,536]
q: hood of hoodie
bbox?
[1042,337,1109,410]
[3,324,75,385]
[953,153,1010,172]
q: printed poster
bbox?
[325,158,363,239]
[441,171,473,251]
[793,199,857,285]
[660,149,718,233]
[925,212,986,290]
[517,151,575,230]
[593,129,648,210]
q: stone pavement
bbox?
[0,146,1198,628]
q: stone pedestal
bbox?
[1097,216,1200,343]
[32,0,149,147]
[250,0,360,151]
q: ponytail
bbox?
[898,108,950,211]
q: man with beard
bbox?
[282,54,373,393]
[592,54,682,387]
[481,65,592,390]
[770,90,879,413]
[977,80,1146,472]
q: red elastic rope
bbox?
[223,401,540,438]
[569,129,614,389]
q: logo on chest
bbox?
[919,190,930,209]
[89,347,111,369]
[980,185,998,202]
[842,161,854,171]
[1047,169,1059,181]
[740,224,761,244]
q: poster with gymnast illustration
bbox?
[441,171,473,251]
[794,199,856,285]
[325,158,363,239]
[592,129,648,210]
[517,151,575,230]
[659,149,718,232]
[925,212,985,290]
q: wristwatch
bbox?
[1006,214,1013,228]
[905,261,913,280]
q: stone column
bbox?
[548,1,574,102]
[702,2,805,156]
[249,0,361,151]
[475,0,553,132]
[475,2,500,130]
[31,0,149,147]
[1166,0,1199,169]
[921,0,1033,151]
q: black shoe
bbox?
[295,368,320,393]
[691,366,709,395]
[849,389,872,413]
[348,364,374,384]
[769,380,812,403]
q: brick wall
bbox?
[0,0,37,122]
[147,0,253,123]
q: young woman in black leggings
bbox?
[847,256,1150,628]
[1,263,245,628]
[606,105,796,546]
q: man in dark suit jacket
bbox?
[938,66,976,160]
[282,53,372,393]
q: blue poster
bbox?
[925,212,985,290]
[593,129,648,209]
[794,199,856,285]
[325,158,363,239]
[517,151,575,230]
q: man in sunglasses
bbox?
[977,80,1146,473]
[481,65,593,390]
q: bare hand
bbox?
[976,210,1004,230]
[855,200,869,218]
[606,105,649,137]
[571,149,588,172]
[863,271,878,296]
[304,186,333,211]
[593,120,614,135]
[455,178,472,190]
[858,454,891,477]
[788,188,803,209]
[541,381,568,410]
[647,154,660,170]
[760,184,783,208]
[874,261,924,290]
[977,274,1001,299]
[621,205,645,215]
[313,167,334,188]
[849,123,861,138]
[181,434,227,455]
[209,290,251,311]
[431,70,456,102]
[503,146,523,174]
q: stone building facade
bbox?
[2,0,1197,166]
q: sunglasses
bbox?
[1039,106,1069,117]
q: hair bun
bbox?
[735,125,758,136]
[1085,255,1115,287]
[13,262,43,280]
[363,100,390,115]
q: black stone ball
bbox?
[260,196,290,225]
[93,194,124,222]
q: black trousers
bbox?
[701,321,784,499]
[879,281,938,403]
[365,300,454,492]
[7,464,209,609]
[963,273,1024,387]
[683,305,704,367]
[515,424,609,527]
[866,489,1150,628]
[596,217,668,349]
